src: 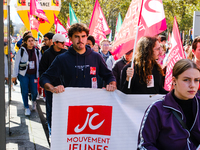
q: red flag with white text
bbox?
[28,12,40,32]
[89,0,111,45]
[30,0,49,23]
[112,0,167,60]
[54,14,72,46]
[164,16,186,91]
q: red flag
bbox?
[89,0,111,45]
[112,0,167,60]
[54,14,72,46]
[164,16,186,91]
[66,17,70,30]
[30,0,49,23]
[28,12,40,32]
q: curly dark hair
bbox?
[68,23,89,38]
[134,36,164,84]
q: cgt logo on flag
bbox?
[18,0,26,6]
[67,106,112,136]
[90,67,96,75]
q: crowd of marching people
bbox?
[4,23,200,149]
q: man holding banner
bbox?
[40,23,116,94]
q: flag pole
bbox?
[128,0,144,89]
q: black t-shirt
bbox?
[172,91,194,129]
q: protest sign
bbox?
[51,88,164,150]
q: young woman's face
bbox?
[173,68,200,100]
[153,41,160,60]
[26,37,35,49]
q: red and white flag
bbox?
[89,0,111,45]
[28,12,40,31]
[112,0,167,60]
[30,0,49,23]
[164,16,186,91]
[54,14,72,46]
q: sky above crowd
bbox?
[10,0,23,24]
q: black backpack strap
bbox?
[172,110,199,147]
[20,48,24,58]
[35,48,40,60]
[172,110,188,129]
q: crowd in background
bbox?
[4,23,200,149]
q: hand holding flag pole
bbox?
[128,0,144,89]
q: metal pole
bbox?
[7,2,12,136]
[0,0,6,149]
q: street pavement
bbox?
[5,83,50,150]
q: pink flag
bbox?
[112,0,167,60]
[28,12,40,31]
[164,16,186,91]
[30,0,49,23]
[54,14,72,46]
[66,17,70,30]
[89,0,111,45]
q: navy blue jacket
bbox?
[39,45,67,86]
[40,45,116,88]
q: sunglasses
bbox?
[56,41,65,44]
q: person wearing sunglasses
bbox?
[39,34,67,140]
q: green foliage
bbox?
[163,0,200,33]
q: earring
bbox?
[174,83,176,86]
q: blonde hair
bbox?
[187,46,194,60]
[160,44,166,53]
[100,39,110,46]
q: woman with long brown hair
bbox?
[120,36,167,94]
[12,35,41,116]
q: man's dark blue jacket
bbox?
[39,45,116,88]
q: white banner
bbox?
[51,88,164,150]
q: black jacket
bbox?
[112,56,128,90]
[40,45,116,88]
[39,45,67,86]
[120,63,168,94]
